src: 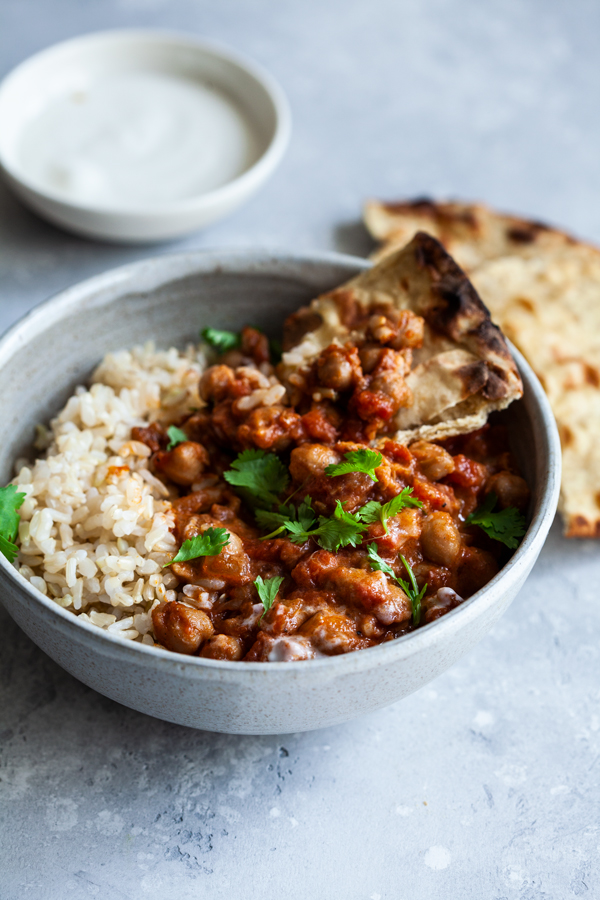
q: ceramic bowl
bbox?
[0,31,291,242]
[0,251,561,734]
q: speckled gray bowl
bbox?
[0,251,561,734]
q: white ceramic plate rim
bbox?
[0,30,292,217]
[0,249,561,679]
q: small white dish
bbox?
[0,31,291,242]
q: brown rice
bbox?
[12,342,208,645]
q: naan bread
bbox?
[364,198,600,537]
[281,231,522,444]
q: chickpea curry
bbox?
[0,234,530,661]
[134,311,529,662]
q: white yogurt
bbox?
[16,71,260,208]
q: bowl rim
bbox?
[0,248,562,680]
[0,29,292,219]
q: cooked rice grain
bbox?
[12,342,207,644]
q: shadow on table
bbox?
[0,178,135,255]
[332,219,375,259]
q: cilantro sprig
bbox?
[286,500,367,551]
[358,487,423,533]
[256,496,367,551]
[366,542,397,581]
[366,544,426,625]
[224,450,289,509]
[466,492,526,549]
[325,449,383,482]
[165,527,230,566]
[166,425,188,451]
[0,484,26,564]
[200,327,241,353]
[397,555,427,626]
[254,575,284,619]
[225,449,370,550]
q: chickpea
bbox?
[240,326,270,364]
[198,530,253,586]
[298,610,364,654]
[261,596,307,636]
[199,364,235,403]
[356,613,385,639]
[421,511,463,568]
[171,526,253,588]
[422,587,464,624]
[367,314,396,344]
[389,310,424,349]
[485,471,530,511]
[152,602,214,654]
[289,444,340,482]
[236,406,304,453]
[359,344,383,374]
[200,634,243,661]
[156,441,209,486]
[410,441,455,482]
[366,349,412,415]
[323,567,411,625]
[368,370,411,413]
[316,345,357,391]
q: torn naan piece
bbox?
[364,198,600,537]
[280,231,522,445]
[364,197,566,269]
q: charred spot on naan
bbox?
[376,197,481,232]
[566,516,600,539]
[414,235,517,382]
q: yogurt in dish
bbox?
[16,71,261,208]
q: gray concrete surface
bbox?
[1,1,599,897]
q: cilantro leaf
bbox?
[283,520,312,544]
[287,500,367,551]
[359,487,423,533]
[325,449,383,482]
[358,500,388,527]
[200,327,241,353]
[366,542,397,580]
[398,555,427,626]
[224,449,289,509]
[296,497,317,532]
[166,425,188,451]
[466,492,526,549]
[165,527,230,566]
[254,575,285,619]
[366,543,426,626]
[0,484,26,542]
[0,534,19,564]
[0,484,26,563]
[255,506,291,533]
[256,497,317,541]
